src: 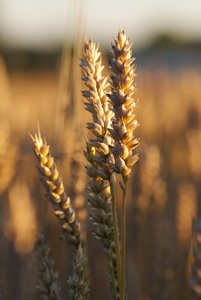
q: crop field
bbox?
[0,34,201,300]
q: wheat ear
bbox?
[81,38,119,299]
[80,37,114,173]
[108,29,139,177]
[67,244,89,300]
[108,29,140,300]
[34,233,62,300]
[30,131,82,248]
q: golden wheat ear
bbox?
[108,29,140,177]
[30,130,83,248]
[107,29,140,300]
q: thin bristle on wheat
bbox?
[31,132,82,248]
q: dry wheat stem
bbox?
[31,131,83,248]
[110,173,122,300]
[121,176,128,300]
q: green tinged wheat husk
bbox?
[34,233,62,300]
[67,244,89,300]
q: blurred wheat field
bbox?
[1,46,201,299]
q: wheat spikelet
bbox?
[67,244,89,300]
[108,29,139,177]
[31,131,82,248]
[34,233,62,300]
